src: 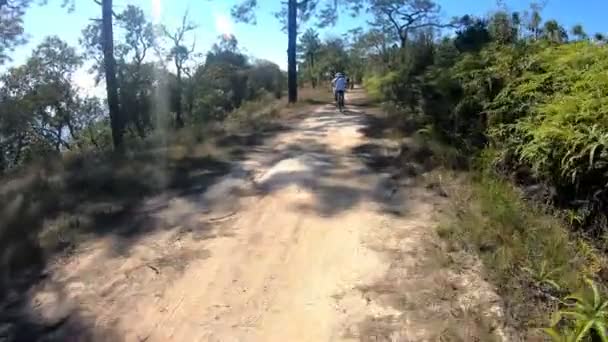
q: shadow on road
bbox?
[0,95,409,340]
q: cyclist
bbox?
[331,72,347,109]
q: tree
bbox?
[511,11,521,40]
[352,27,398,68]
[162,11,197,128]
[0,0,72,64]
[367,0,450,49]
[298,28,321,87]
[82,4,158,139]
[82,0,124,150]
[594,32,606,43]
[248,59,283,99]
[571,24,588,41]
[287,0,297,102]
[98,0,124,150]
[488,11,516,44]
[454,16,491,53]
[117,5,154,66]
[0,36,104,169]
[542,19,568,43]
[316,36,350,78]
[27,36,83,151]
[525,1,546,39]
[0,0,30,64]
[116,5,155,137]
[231,0,362,103]
[190,35,250,121]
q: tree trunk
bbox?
[175,65,184,128]
[308,54,316,88]
[55,126,62,152]
[13,134,24,167]
[101,0,123,151]
[287,0,297,103]
[400,32,408,49]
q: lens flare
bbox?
[215,13,234,38]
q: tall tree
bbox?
[454,16,491,53]
[367,0,450,49]
[525,1,545,39]
[100,0,124,150]
[543,19,568,43]
[571,24,588,41]
[488,11,516,44]
[287,0,297,102]
[298,28,321,87]
[116,4,155,137]
[162,11,197,128]
[231,0,362,103]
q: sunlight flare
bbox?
[151,0,162,23]
[214,13,234,38]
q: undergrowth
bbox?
[435,155,607,339]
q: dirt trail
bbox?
[28,91,511,341]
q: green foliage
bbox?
[487,42,608,234]
[522,259,562,291]
[545,279,608,342]
[488,11,517,45]
[363,71,398,101]
[363,4,608,336]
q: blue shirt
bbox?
[333,77,347,91]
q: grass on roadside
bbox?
[434,166,605,336]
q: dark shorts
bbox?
[334,90,344,101]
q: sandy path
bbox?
[29,93,511,341]
[134,103,399,341]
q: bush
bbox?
[487,42,608,237]
[363,71,398,101]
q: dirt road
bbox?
[28,93,511,341]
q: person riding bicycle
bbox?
[331,72,347,104]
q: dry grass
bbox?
[297,86,334,105]
[432,169,606,335]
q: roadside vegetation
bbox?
[357,1,608,340]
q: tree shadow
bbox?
[0,121,293,340]
[1,292,121,342]
[245,109,410,219]
[0,100,406,340]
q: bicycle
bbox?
[336,90,345,113]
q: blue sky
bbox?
[8,0,608,93]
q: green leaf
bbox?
[574,319,595,341]
[593,321,608,342]
[587,278,601,308]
